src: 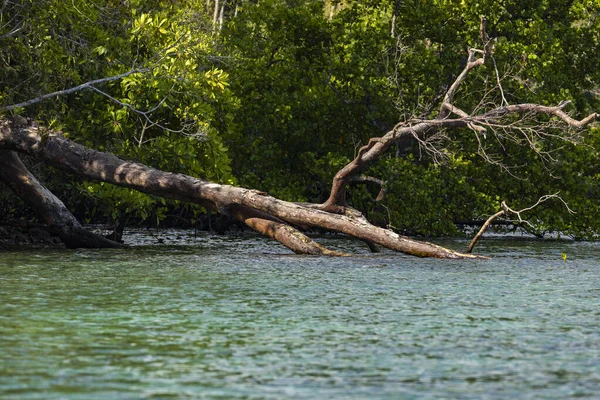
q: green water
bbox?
[1,232,600,399]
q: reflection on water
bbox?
[1,232,600,399]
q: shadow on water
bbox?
[1,230,599,399]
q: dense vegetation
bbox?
[1,0,599,238]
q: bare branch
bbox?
[351,175,386,201]
[0,69,147,112]
[467,193,574,252]
[437,16,493,124]
[439,49,482,119]
[88,82,207,139]
[440,102,487,133]
[503,192,575,218]
[478,102,598,129]
[0,25,21,39]
[491,55,508,106]
[467,209,504,253]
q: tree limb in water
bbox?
[0,149,122,248]
[467,194,574,253]
[0,117,482,258]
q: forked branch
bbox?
[324,15,597,214]
[467,193,574,253]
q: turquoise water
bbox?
[1,232,599,399]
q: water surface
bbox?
[1,232,599,399]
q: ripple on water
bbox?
[1,233,600,399]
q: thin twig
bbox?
[492,55,508,106]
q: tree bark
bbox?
[0,150,122,248]
[227,204,347,256]
[391,0,400,38]
[218,0,226,30]
[467,210,505,253]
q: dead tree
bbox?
[322,17,596,214]
[0,17,596,257]
[0,118,479,257]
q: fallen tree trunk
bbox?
[0,118,480,258]
[0,150,122,248]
